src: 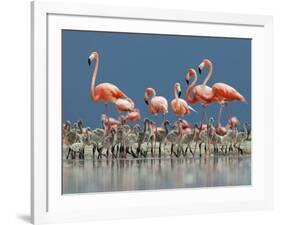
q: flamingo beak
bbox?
[144,99,148,105]
[198,67,202,74]
[178,91,181,98]
[185,79,189,85]
[88,58,91,65]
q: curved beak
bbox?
[144,99,148,105]
[178,90,181,98]
[88,58,91,66]
[198,67,202,74]
[185,79,189,85]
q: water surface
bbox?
[63,156,251,194]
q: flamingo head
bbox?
[174,82,181,97]
[185,68,196,85]
[144,88,155,104]
[88,51,99,65]
[198,59,211,74]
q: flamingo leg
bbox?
[216,103,225,126]
[199,105,205,129]
[225,103,232,121]
[105,103,110,136]
[225,103,237,147]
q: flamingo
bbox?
[124,108,141,123]
[185,68,218,128]
[88,51,133,134]
[115,98,135,125]
[198,59,247,126]
[144,87,168,121]
[144,87,168,155]
[101,114,119,129]
[171,82,196,122]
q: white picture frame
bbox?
[31,1,273,224]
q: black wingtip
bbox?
[88,58,91,66]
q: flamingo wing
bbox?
[95,83,128,103]
[212,83,246,102]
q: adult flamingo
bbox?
[144,87,168,123]
[144,87,168,155]
[115,98,135,125]
[125,108,141,122]
[198,59,247,126]
[123,108,141,129]
[185,68,217,128]
[171,82,195,133]
[171,82,196,118]
[88,51,133,133]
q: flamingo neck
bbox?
[202,61,213,86]
[186,73,197,104]
[174,85,179,106]
[146,88,156,104]
[90,55,99,101]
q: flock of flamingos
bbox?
[63,51,251,160]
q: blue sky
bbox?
[62,30,251,128]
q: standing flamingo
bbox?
[88,51,133,134]
[144,87,168,155]
[198,59,247,126]
[171,82,196,118]
[144,87,168,125]
[185,68,218,128]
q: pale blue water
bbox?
[63,156,251,194]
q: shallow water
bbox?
[63,156,251,194]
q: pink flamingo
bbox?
[171,82,196,118]
[198,59,247,126]
[125,108,141,122]
[185,68,218,128]
[88,51,133,133]
[144,87,168,122]
[115,98,135,125]
[144,87,168,155]
[101,114,119,130]
[123,109,141,129]
[171,82,195,134]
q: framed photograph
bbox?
[31,1,273,224]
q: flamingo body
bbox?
[92,83,127,103]
[115,98,135,113]
[148,96,168,115]
[125,110,141,122]
[193,85,218,105]
[212,83,246,103]
[171,98,189,116]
